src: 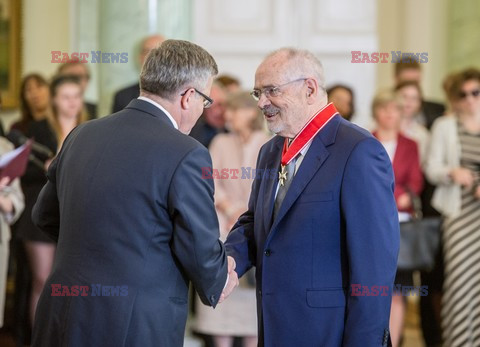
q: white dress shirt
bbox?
[137,96,179,130]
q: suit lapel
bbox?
[268,115,342,234]
[262,138,283,233]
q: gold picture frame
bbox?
[0,0,21,109]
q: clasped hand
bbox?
[218,256,239,303]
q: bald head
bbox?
[254,48,328,138]
[261,48,326,90]
[139,34,166,66]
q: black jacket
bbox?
[32,99,228,346]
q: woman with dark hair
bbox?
[426,68,480,347]
[10,74,88,332]
[13,74,52,133]
[327,84,355,121]
[10,74,57,331]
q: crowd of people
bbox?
[0,33,479,347]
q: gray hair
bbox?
[140,39,218,100]
[265,48,326,90]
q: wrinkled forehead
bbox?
[254,55,292,89]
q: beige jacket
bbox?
[425,115,461,218]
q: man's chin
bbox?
[266,123,283,135]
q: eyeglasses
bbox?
[180,88,214,108]
[250,78,307,101]
[459,89,480,99]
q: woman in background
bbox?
[396,79,445,346]
[395,81,430,165]
[10,74,87,329]
[426,68,480,347]
[371,89,423,347]
[327,84,355,121]
[48,74,89,150]
[10,74,57,331]
[12,74,52,133]
[195,91,270,347]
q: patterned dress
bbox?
[442,122,480,347]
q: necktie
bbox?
[273,157,296,220]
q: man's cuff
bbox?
[223,273,229,290]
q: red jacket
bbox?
[373,132,424,212]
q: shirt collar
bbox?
[137,96,178,130]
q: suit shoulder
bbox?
[337,119,377,147]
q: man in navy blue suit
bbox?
[225,48,399,346]
[31,40,238,347]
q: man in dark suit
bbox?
[225,48,399,346]
[111,34,165,113]
[31,39,238,347]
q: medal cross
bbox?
[278,165,287,186]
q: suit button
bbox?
[210,295,215,302]
[264,249,271,257]
[259,290,262,296]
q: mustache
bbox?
[261,105,280,116]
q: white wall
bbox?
[193,0,378,127]
[376,0,448,103]
[1,0,71,130]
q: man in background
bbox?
[189,81,228,148]
[111,34,165,113]
[32,39,238,347]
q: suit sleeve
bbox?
[31,156,60,242]
[341,137,399,346]
[224,147,264,278]
[168,146,228,308]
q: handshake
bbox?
[218,256,239,304]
